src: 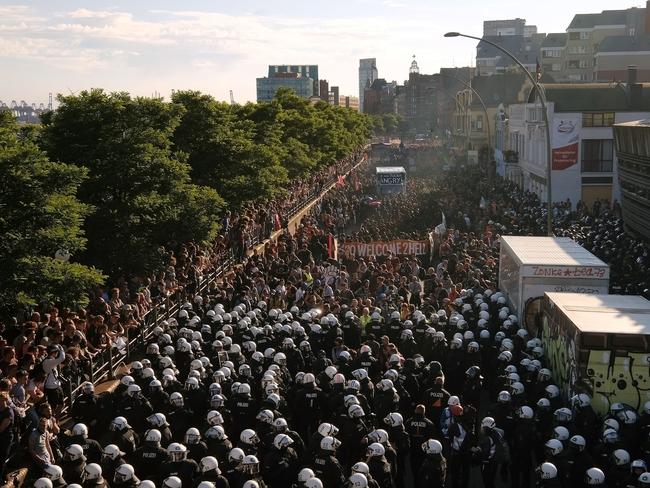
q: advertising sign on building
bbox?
[552,117,580,170]
[340,240,429,257]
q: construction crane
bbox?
[229,90,235,105]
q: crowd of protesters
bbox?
[0,150,367,474]
[2,145,650,488]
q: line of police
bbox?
[26,287,650,488]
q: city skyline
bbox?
[0,0,636,104]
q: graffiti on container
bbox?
[541,316,577,400]
[532,266,607,278]
[553,285,601,294]
[586,350,650,414]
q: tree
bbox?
[172,91,289,208]
[0,111,104,311]
[39,90,224,277]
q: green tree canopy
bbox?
[0,111,104,311]
[39,89,224,277]
[172,88,371,207]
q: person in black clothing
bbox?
[417,439,447,488]
[406,405,436,476]
[195,456,230,488]
[130,429,169,485]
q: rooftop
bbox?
[597,35,650,53]
[542,33,568,48]
[568,10,628,30]
[500,236,608,267]
[545,292,650,335]
[467,73,531,107]
[539,82,650,112]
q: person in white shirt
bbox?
[42,344,66,413]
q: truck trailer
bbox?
[498,236,609,330]
[540,292,650,414]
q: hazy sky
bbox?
[0,0,639,105]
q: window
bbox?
[543,49,562,58]
[579,59,591,68]
[580,31,590,40]
[568,60,580,69]
[569,32,581,40]
[582,112,615,127]
[581,139,614,172]
[629,27,636,36]
[568,45,588,54]
[552,63,562,72]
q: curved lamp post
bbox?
[444,31,553,236]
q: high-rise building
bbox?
[359,58,378,112]
[330,86,340,106]
[483,18,527,37]
[267,65,319,95]
[319,80,329,102]
[257,71,315,103]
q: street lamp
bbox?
[437,71,493,183]
[444,31,553,236]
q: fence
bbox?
[58,149,369,413]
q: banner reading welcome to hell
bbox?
[552,116,580,171]
[340,240,429,257]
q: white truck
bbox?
[498,236,610,329]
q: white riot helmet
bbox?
[184,427,201,445]
[114,464,136,483]
[43,465,63,481]
[34,479,53,488]
[349,473,369,488]
[570,435,587,452]
[481,417,496,430]
[304,480,323,488]
[320,436,341,452]
[241,455,259,474]
[167,442,188,461]
[102,445,124,461]
[162,477,182,488]
[537,462,558,480]
[298,468,315,482]
[83,464,103,481]
[545,439,563,456]
[72,423,88,438]
[422,439,443,454]
[317,423,339,437]
[228,447,245,463]
[240,429,260,445]
[383,412,403,427]
[199,456,220,474]
[110,416,130,431]
[145,429,162,444]
[64,444,85,462]
[273,433,294,449]
[352,462,370,475]
[585,467,605,485]
[612,449,630,466]
[366,442,385,457]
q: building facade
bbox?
[268,65,319,95]
[541,33,568,82]
[505,80,650,209]
[565,7,645,82]
[613,119,650,239]
[359,58,378,112]
[256,74,314,102]
[595,36,650,82]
